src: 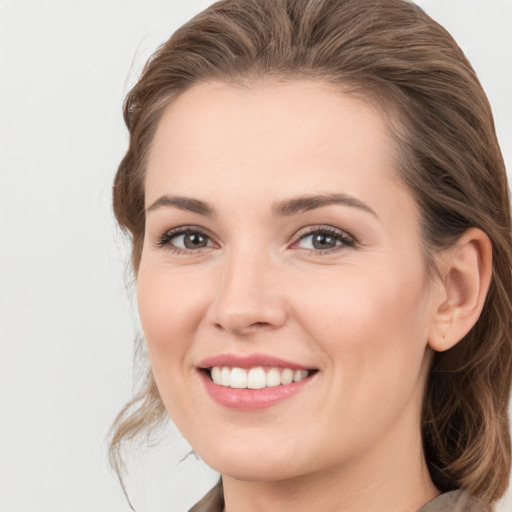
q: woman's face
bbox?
[138,80,440,482]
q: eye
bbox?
[156,227,215,252]
[293,227,355,252]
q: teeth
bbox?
[209,366,310,389]
[280,368,294,385]
[211,366,221,384]
[230,367,247,389]
[221,367,231,386]
[294,369,307,382]
[247,367,266,389]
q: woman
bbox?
[110,0,512,510]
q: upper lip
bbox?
[197,353,313,370]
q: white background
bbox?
[0,1,511,511]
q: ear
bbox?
[428,228,492,352]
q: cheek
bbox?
[136,265,208,365]
[136,265,213,427]
[298,259,429,334]
[292,267,432,451]
[294,262,431,384]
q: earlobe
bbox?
[428,228,492,352]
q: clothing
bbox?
[188,481,224,512]
[417,490,489,512]
[188,481,489,512]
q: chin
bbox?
[195,440,310,483]
[209,459,305,483]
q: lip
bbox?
[197,352,312,370]
[196,353,317,411]
[198,370,315,410]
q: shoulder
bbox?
[417,490,490,512]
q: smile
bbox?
[209,366,310,389]
[197,354,317,410]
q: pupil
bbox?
[184,233,207,249]
[313,233,336,250]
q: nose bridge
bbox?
[210,241,287,334]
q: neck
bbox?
[221,413,439,512]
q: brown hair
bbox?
[110,0,512,505]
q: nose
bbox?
[208,247,288,336]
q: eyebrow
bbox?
[272,193,378,218]
[146,193,377,219]
[147,195,215,217]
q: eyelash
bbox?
[292,226,356,254]
[155,226,215,254]
[155,225,356,255]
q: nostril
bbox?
[213,319,274,334]
[250,321,270,328]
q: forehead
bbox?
[145,79,405,214]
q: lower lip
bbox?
[198,370,314,410]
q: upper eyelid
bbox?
[155,225,218,246]
[159,225,214,237]
[292,225,356,241]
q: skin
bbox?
[137,80,489,512]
